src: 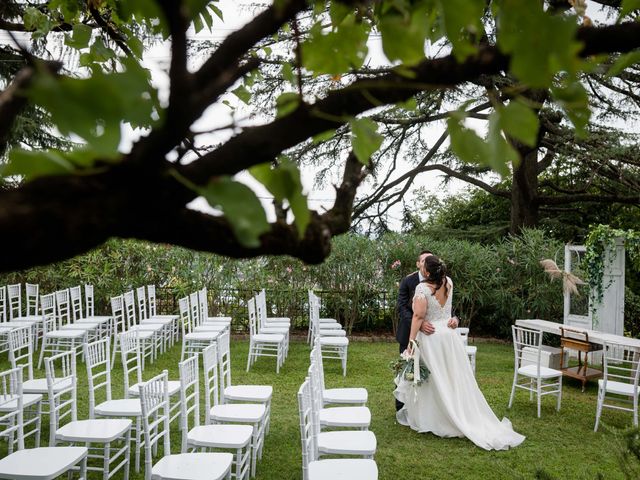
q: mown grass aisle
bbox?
[2,339,635,479]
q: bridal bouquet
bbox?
[389,341,430,386]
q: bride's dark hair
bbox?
[422,255,449,297]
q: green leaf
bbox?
[606,51,640,78]
[551,82,591,137]
[486,112,518,177]
[249,158,310,237]
[500,100,539,147]
[23,7,53,39]
[65,23,92,50]
[275,92,300,118]
[301,17,370,75]
[312,129,337,143]
[198,177,270,248]
[439,0,485,61]
[2,149,75,180]
[379,5,430,65]
[496,0,581,87]
[232,85,251,104]
[621,0,640,18]
[282,62,296,85]
[350,118,383,164]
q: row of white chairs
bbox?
[297,344,377,480]
[308,291,349,376]
[246,291,290,373]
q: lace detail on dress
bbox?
[413,278,452,323]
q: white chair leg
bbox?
[508,372,517,409]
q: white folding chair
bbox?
[69,285,111,338]
[256,289,291,327]
[308,361,370,430]
[45,350,132,479]
[180,353,252,480]
[180,296,221,362]
[508,325,563,417]
[456,327,477,375]
[218,331,272,433]
[204,343,267,478]
[139,370,233,480]
[0,367,25,453]
[110,295,155,369]
[298,379,378,480]
[56,288,101,340]
[311,344,367,406]
[7,283,21,320]
[594,341,640,431]
[136,286,176,350]
[246,297,285,374]
[120,330,182,426]
[254,294,290,358]
[85,284,95,317]
[147,285,181,344]
[198,288,232,328]
[85,337,145,474]
[311,298,349,376]
[38,293,87,369]
[189,292,227,334]
[124,290,164,357]
[25,283,39,316]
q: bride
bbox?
[394,255,525,450]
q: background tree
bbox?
[2,0,640,272]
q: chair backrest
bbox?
[178,354,200,452]
[139,370,171,480]
[255,290,267,327]
[456,327,470,346]
[311,343,326,393]
[297,378,316,480]
[8,283,21,320]
[84,337,112,418]
[40,293,58,333]
[602,342,640,392]
[25,283,39,316]
[218,331,232,396]
[45,350,77,445]
[189,292,201,327]
[55,289,72,326]
[120,331,143,399]
[178,297,192,336]
[110,295,126,335]
[309,297,320,338]
[247,297,258,336]
[307,362,323,439]
[8,326,34,382]
[198,288,209,319]
[0,286,7,322]
[147,285,157,316]
[511,325,543,374]
[136,286,148,321]
[69,286,83,322]
[84,284,94,317]
[0,367,24,451]
[202,343,219,422]
[123,291,137,329]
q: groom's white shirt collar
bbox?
[418,271,425,282]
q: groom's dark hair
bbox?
[418,250,433,259]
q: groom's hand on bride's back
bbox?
[420,321,435,335]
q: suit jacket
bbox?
[396,271,421,349]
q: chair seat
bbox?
[184,332,220,341]
[7,317,41,324]
[323,387,368,405]
[129,380,181,397]
[224,385,273,402]
[210,403,266,423]
[151,315,179,321]
[308,459,378,480]
[45,330,86,339]
[23,377,73,394]
[126,328,155,339]
[206,316,231,323]
[193,325,226,333]
[57,419,132,442]
[188,425,253,448]
[518,364,562,379]
[131,324,163,333]
[266,316,290,322]
[140,318,174,326]
[318,322,342,329]
[319,337,349,346]
[59,323,99,331]
[151,453,233,480]
[319,406,370,427]
[252,333,284,343]
[318,329,347,337]
[76,316,111,324]
[466,346,477,354]
[319,318,339,324]
[317,430,377,455]
[0,393,43,411]
[259,327,289,335]
[0,446,88,479]
[95,398,142,417]
[599,379,639,396]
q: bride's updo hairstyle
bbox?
[423,255,449,297]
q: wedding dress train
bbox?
[394,280,525,450]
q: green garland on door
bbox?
[584,225,640,320]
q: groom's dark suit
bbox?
[396,271,421,354]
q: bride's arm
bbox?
[408,296,428,351]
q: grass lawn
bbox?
[2,337,637,479]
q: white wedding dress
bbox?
[394,279,525,450]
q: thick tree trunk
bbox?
[510,147,540,233]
